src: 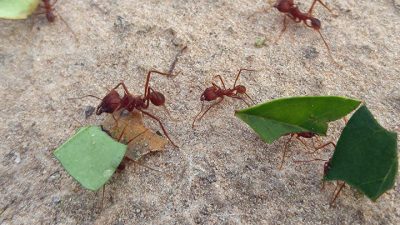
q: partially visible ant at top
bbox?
[70,70,179,147]
[279,131,336,169]
[294,156,346,206]
[192,69,255,128]
[273,0,340,66]
[32,0,78,42]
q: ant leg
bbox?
[295,136,310,152]
[243,93,255,104]
[330,182,345,206]
[144,70,177,97]
[279,134,295,169]
[308,0,332,15]
[112,82,131,95]
[197,97,224,123]
[233,69,255,88]
[309,141,336,154]
[212,75,227,89]
[275,15,288,44]
[56,12,78,44]
[192,100,205,128]
[138,109,178,148]
[230,95,250,107]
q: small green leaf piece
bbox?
[0,0,40,19]
[235,96,361,143]
[54,126,127,191]
[324,105,398,201]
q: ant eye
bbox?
[149,91,165,106]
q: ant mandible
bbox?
[273,0,337,64]
[86,70,178,147]
[279,131,336,169]
[192,69,255,128]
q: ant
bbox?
[294,157,346,206]
[192,69,255,128]
[72,70,178,147]
[32,0,77,41]
[279,131,336,169]
[273,0,338,64]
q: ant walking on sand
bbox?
[294,157,346,206]
[273,0,338,64]
[279,131,336,169]
[32,0,77,41]
[192,69,255,128]
[71,70,178,147]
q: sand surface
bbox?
[0,0,399,224]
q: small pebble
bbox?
[14,152,21,164]
[52,196,61,204]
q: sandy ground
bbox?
[0,0,399,224]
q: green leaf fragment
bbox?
[235,96,361,143]
[54,126,127,191]
[0,0,40,19]
[324,105,398,201]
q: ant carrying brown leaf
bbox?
[70,70,179,147]
[192,69,255,128]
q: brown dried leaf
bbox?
[102,110,168,161]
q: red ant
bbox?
[279,131,336,169]
[294,157,346,206]
[192,69,255,128]
[71,70,178,147]
[273,0,338,64]
[32,0,77,41]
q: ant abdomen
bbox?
[96,90,121,115]
[149,91,165,106]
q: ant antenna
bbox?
[316,30,342,68]
[192,101,205,128]
[67,95,102,101]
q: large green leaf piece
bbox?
[235,96,361,143]
[54,126,127,191]
[0,0,40,19]
[324,105,398,201]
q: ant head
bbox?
[306,17,321,30]
[46,12,56,23]
[274,0,293,13]
[235,85,246,94]
[201,86,219,101]
[96,89,121,115]
[149,90,165,106]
